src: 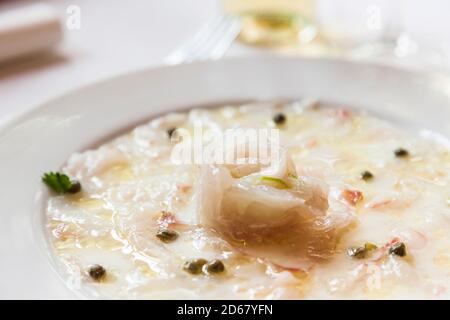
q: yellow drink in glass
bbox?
[223,0,316,47]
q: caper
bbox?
[394,148,409,158]
[364,242,378,251]
[361,171,374,181]
[347,246,367,259]
[389,242,407,257]
[88,264,106,281]
[68,181,81,193]
[204,259,225,275]
[156,228,178,243]
[183,259,207,275]
[273,113,286,125]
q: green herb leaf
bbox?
[260,176,289,189]
[42,172,81,194]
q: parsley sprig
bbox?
[42,172,81,194]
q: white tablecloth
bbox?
[1,0,449,122]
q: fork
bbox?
[164,15,241,65]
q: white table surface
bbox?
[0,0,228,122]
[1,0,450,122]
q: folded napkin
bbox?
[0,3,62,64]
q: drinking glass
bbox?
[223,0,317,47]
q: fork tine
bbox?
[165,15,240,64]
[193,16,240,61]
[165,15,228,64]
[190,16,233,58]
[202,16,241,60]
[178,16,227,58]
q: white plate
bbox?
[1,56,450,299]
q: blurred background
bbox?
[1,0,450,122]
